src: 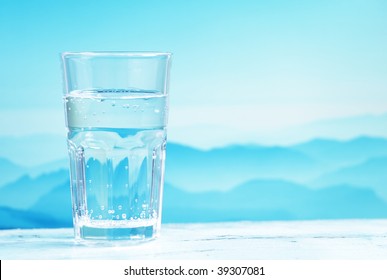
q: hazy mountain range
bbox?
[170,112,387,148]
[0,135,386,229]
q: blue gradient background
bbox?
[1,0,387,146]
[0,0,387,228]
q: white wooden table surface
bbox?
[1,220,387,260]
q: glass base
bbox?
[73,219,159,243]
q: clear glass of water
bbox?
[61,51,172,242]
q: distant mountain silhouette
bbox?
[170,113,387,148]
[165,143,319,192]
[162,180,387,223]
[30,181,72,224]
[1,177,386,229]
[0,206,64,229]
[27,159,69,178]
[1,135,387,228]
[293,136,387,169]
[0,157,25,187]
[166,136,387,192]
[311,156,387,201]
[0,169,68,209]
[0,134,66,166]
[1,135,387,191]
[279,113,387,145]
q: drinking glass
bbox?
[61,51,172,241]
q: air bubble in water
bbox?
[100,205,105,211]
[118,205,122,210]
[122,214,127,219]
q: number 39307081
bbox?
[217,266,265,276]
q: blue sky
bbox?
[1,0,387,148]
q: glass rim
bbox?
[61,51,172,58]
